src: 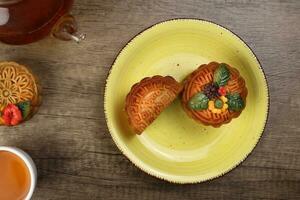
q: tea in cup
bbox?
[0,146,37,200]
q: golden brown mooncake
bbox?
[0,62,41,126]
[181,62,247,127]
[125,75,182,134]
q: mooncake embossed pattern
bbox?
[0,62,41,126]
[125,76,182,134]
[182,62,247,127]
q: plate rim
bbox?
[104,18,270,184]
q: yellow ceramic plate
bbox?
[104,19,269,183]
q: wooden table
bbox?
[0,0,299,199]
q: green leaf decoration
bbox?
[17,101,31,119]
[188,92,209,110]
[226,93,245,111]
[214,63,230,86]
[214,99,223,109]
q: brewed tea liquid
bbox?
[0,0,73,44]
[0,151,31,200]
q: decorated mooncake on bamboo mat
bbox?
[0,62,41,126]
[182,62,247,127]
[125,76,182,134]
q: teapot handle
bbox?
[0,0,22,6]
[52,14,86,43]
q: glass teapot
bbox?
[0,0,85,45]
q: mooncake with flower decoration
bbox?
[0,62,41,126]
[181,62,247,127]
[125,76,182,134]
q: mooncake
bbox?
[125,76,182,134]
[181,62,247,127]
[0,62,41,126]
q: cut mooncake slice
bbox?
[181,62,247,127]
[125,76,182,134]
[0,62,41,126]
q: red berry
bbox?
[218,87,227,96]
[2,104,22,126]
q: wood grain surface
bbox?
[0,0,299,199]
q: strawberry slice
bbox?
[2,104,23,126]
